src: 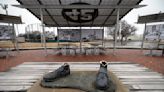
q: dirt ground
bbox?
[0,41,101,49]
[0,49,163,74]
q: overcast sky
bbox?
[0,0,164,35]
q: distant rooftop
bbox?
[138,12,164,23]
[0,14,22,24]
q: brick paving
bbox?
[0,49,163,74]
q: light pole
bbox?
[0,4,8,15]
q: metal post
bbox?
[27,25,30,42]
[31,24,34,33]
[102,27,105,47]
[4,5,8,15]
[113,8,119,54]
[37,23,41,44]
[80,27,82,54]
[157,24,161,48]
[94,29,96,39]
[38,23,43,47]
[57,27,59,47]
[40,8,47,56]
[119,22,121,41]
[16,24,19,36]
[141,23,147,51]
[53,27,56,36]
[29,24,31,33]
[25,27,27,40]
[12,23,19,52]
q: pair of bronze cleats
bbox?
[43,61,110,90]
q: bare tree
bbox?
[107,20,137,45]
[121,21,137,45]
[107,27,119,41]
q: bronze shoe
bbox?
[95,60,109,90]
[43,63,70,82]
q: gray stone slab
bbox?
[122,81,164,85]
[10,68,143,72]
[0,86,31,91]
[114,73,162,76]
[15,64,140,68]
[115,73,162,76]
[132,84,164,89]
[117,75,163,79]
[11,68,146,72]
[121,78,164,82]
[130,90,164,92]
[0,73,44,76]
[113,72,162,75]
[22,62,138,65]
[0,82,33,86]
[0,79,37,83]
[0,76,40,80]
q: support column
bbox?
[37,23,41,45]
[40,8,47,56]
[12,23,19,52]
[31,24,33,33]
[16,24,19,36]
[38,23,43,47]
[141,23,147,51]
[27,25,30,42]
[113,8,120,54]
[119,22,122,41]
[157,25,161,47]
[80,27,82,54]
[102,27,105,47]
[57,27,59,47]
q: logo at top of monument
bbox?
[62,2,98,23]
